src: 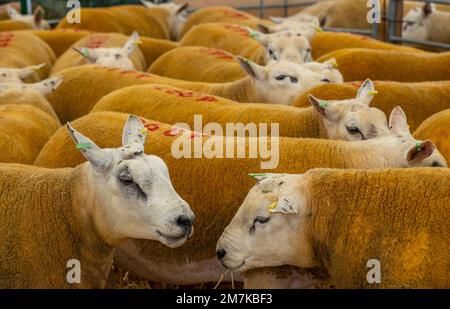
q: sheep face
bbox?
[237,58,341,106]
[67,115,195,248]
[0,64,45,84]
[141,1,189,40]
[300,58,344,84]
[0,76,62,97]
[217,174,315,272]
[258,21,319,41]
[73,32,140,71]
[308,79,390,141]
[387,106,448,168]
[402,3,435,41]
[6,5,50,30]
[251,30,312,64]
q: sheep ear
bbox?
[176,3,189,15]
[269,16,285,24]
[407,140,435,163]
[257,24,271,34]
[323,57,338,69]
[122,115,147,147]
[6,5,20,18]
[308,94,328,116]
[237,57,264,81]
[34,7,44,26]
[141,0,155,7]
[422,2,435,17]
[72,47,98,62]
[356,79,376,105]
[16,63,45,79]
[248,29,268,47]
[66,122,112,172]
[389,106,410,136]
[249,173,283,182]
[124,31,140,56]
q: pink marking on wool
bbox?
[196,95,218,102]
[136,74,151,79]
[120,70,137,76]
[164,128,183,137]
[85,35,109,48]
[223,24,249,37]
[219,8,250,20]
[0,32,14,48]
[197,47,233,60]
[351,81,363,88]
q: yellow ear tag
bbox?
[315,26,323,32]
[133,39,142,45]
[330,60,338,68]
[368,90,378,95]
[140,128,148,135]
[268,202,277,213]
[31,65,41,71]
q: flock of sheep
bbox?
[0,0,449,289]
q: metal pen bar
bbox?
[390,35,450,49]
[323,27,373,35]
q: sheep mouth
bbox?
[157,230,189,247]
[222,260,246,271]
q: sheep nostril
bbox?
[216,248,227,260]
[176,215,192,231]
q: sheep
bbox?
[57,3,189,40]
[217,166,450,288]
[0,104,59,164]
[321,0,450,31]
[310,32,424,60]
[0,76,63,97]
[140,0,188,40]
[269,12,320,26]
[247,29,313,64]
[0,19,32,31]
[414,109,450,164]
[0,63,45,83]
[402,2,450,44]
[293,80,450,131]
[6,5,49,30]
[91,80,389,140]
[257,20,320,42]
[0,31,56,80]
[317,48,450,82]
[0,114,195,288]
[33,109,446,285]
[0,88,59,121]
[138,36,177,68]
[299,0,334,23]
[47,61,342,122]
[180,6,274,38]
[30,29,90,57]
[51,32,145,75]
[149,46,245,83]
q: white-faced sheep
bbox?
[0,76,63,97]
[0,115,194,288]
[91,80,389,140]
[402,2,450,44]
[6,5,49,29]
[0,63,45,83]
[51,32,145,74]
[47,63,343,123]
[34,109,446,285]
[217,167,450,288]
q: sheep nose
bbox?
[216,248,227,260]
[176,215,193,232]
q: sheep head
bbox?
[402,2,435,41]
[66,115,195,247]
[216,173,315,273]
[73,32,140,71]
[0,63,45,83]
[308,79,390,141]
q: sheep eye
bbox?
[115,54,122,59]
[346,126,361,135]
[254,216,270,225]
[1,73,6,77]
[275,75,287,81]
[119,175,134,185]
[321,78,331,83]
[289,76,298,83]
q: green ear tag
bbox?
[249,31,259,38]
[416,142,422,152]
[76,143,92,150]
[82,48,89,57]
[319,100,328,108]
[249,173,267,179]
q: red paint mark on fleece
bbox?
[0,32,14,48]
[219,8,250,20]
[223,24,250,37]
[85,35,109,48]
[198,47,233,60]
[151,85,218,102]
